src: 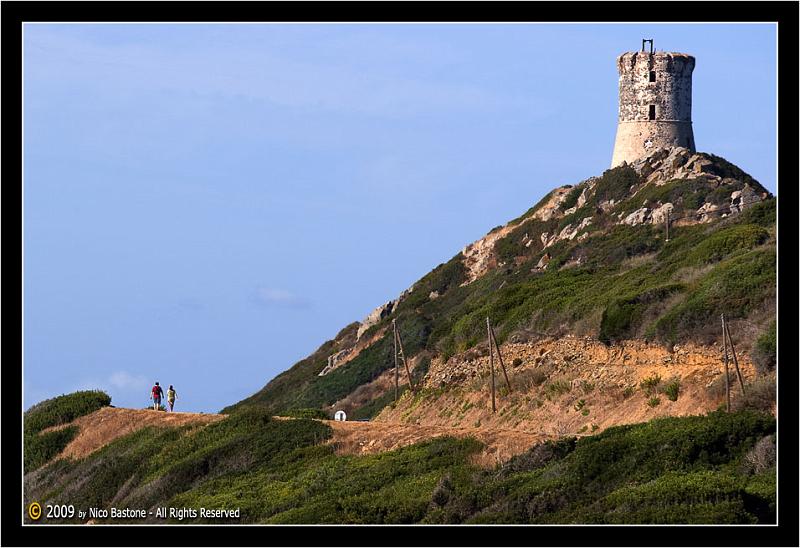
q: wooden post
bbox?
[665,210,670,242]
[724,321,746,395]
[487,317,496,413]
[392,319,399,402]
[489,323,512,393]
[395,322,416,393]
[721,314,731,412]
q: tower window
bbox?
[648,105,656,120]
[649,71,656,82]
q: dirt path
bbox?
[38,406,547,469]
[324,419,548,468]
[41,407,224,461]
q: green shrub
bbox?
[738,198,775,228]
[23,390,112,474]
[24,426,79,473]
[683,224,769,266]
[732,375,775,413]
[652,249,775,345]
[662,379,681,402]
[647,397,661,408]
[560,185,585,211]
[24,390,111,434]
[545,380,571,399]
[583,471,756,524]
[751,322,776,375]
[640,375,662,395]
[593,165,641,205]
[599,284,684,344]
[285,408,329,420]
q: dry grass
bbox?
[672,263,716,284]
[619,252,657,271]
[326,419,548,469]
[42,407,224,461]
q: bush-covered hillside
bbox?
[24,390,111,473]
[24,408,775,524]
[227,151,775,419]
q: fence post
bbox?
[392,319,399,402]
[724,321,747,395]
[487,317,496,413]
[722,314,731,412]
[489,323,512,393]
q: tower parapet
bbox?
[611,46,696,167]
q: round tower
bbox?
[610,44,696,167]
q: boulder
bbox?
[622,207,651,226]
[356,300,396,339]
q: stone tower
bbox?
[611,43,696,167]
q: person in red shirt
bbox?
[151,382,164,411]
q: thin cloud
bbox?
[252,287,311,309]
[109,371,149,391]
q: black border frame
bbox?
[3,2,797,546]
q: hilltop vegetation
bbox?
[24,407,775,524]
[24,390,111,473]
[227,152,775,420]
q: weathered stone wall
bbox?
[611,51,696,167]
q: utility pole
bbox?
[488,321,512,393]
[487,317,496,413]
[394,320,416,393]
[721,314,731,412]
[724,320,746,395]
[392,319,399,402]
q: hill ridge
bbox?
[225,147,774,431]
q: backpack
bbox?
[152,386,161,398]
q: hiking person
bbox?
[166,385,177,412]
[151,382,164,411]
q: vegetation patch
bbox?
[751,321,776,375]
[284,408,329,420]
[661,378,681,402]
[652,249,775,345]
[24,390,112,473]
[24,396,775,525]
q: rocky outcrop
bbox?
[630,146,747,188]
[356,301,396,340]
[622,207,651,226]
[531,186,573,222]
[461,186,573,284]
[318,347,355,376]
[731,184,762,213]
[423,336,755,391]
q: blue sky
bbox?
[23,23,776,412]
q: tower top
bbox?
[616,51,696,69]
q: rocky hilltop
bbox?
[24,148,778,526]
[225,147,775,435]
